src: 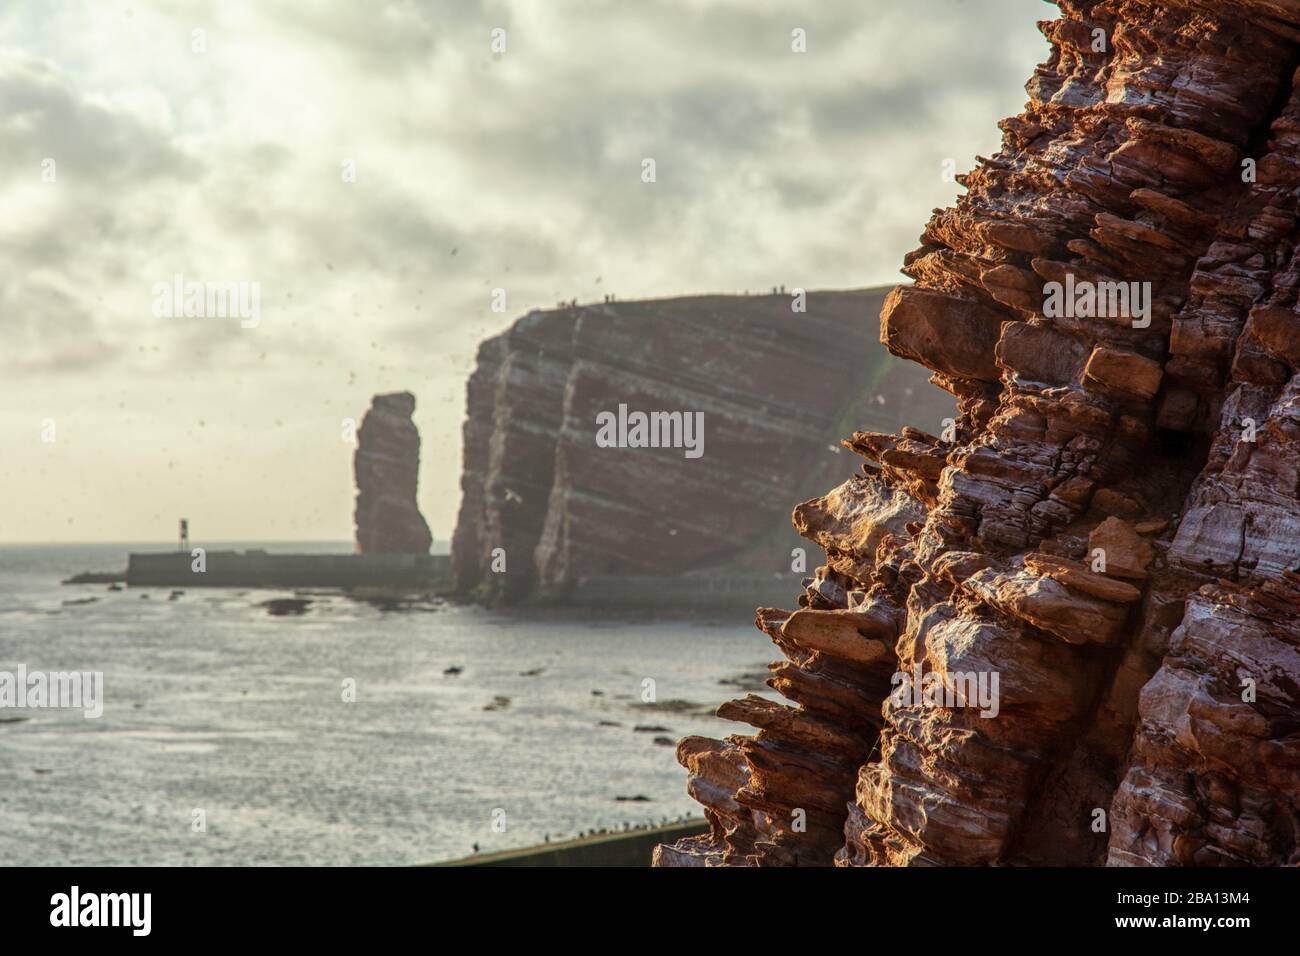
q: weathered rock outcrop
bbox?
[353,391,432,555]
[661,0,1300,867]
[452,290,953,603]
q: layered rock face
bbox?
[662,0,1300,867]
[452,290,952,603]
[353,391,433,555]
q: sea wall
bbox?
[126,551,450,589]
[434,820,707,868]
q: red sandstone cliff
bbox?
[660,0,1300,867]
[452,290,952,604]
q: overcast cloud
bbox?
[0,0,1049,543]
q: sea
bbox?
[0,542,777,865]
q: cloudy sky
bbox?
[1,0,1049,544]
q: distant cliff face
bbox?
[452,290,953,603]
[354,391,432,555]
[661,0,1300,867]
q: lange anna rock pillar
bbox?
[353,391,433,555]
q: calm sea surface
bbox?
[0,542,775,865]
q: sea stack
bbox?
[659,0,1300,867]
[353,391,432,555]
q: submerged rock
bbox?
[259,597,311,616]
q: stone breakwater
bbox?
[451,290,953,605]
[659,0,1300,867]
